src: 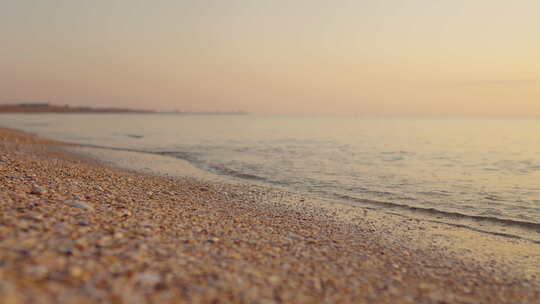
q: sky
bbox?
[1,0,539,116]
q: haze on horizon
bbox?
[1,1,539,116]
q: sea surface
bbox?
[2,114,540,227]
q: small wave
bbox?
[156,151,199,162]
[394,196,417,201]
[125,134,144,139]
[418,190,451,197]
[381,151,408,155]
[331,193,540,233]
[362,190,395,197]
[24,123,49,127]
[209,166,268,182]
[478,208,504,217]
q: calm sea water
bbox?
[2,114,540,225]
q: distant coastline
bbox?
[160,110,249,116]
[0,103,248,115]
[0,103,154,114]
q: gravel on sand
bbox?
[1,127,539,303]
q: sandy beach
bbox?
[1,126,539,304]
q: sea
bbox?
[2,114,540,234]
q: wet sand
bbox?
[1,126,539,303]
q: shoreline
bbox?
[67,142,540,246]
[1,126,539,303]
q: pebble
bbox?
[268,275,281,285]
[133,272,162,288]
[117,209,132,217]
[21,213,43,221]
[57,240,75,255]
[69,201,94,211]
[69,266,84,278]
[287,233,303,241]
[76,219,90,226]
[30,184,46,195]
[24,265,49,280]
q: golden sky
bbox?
[1,1,539,115]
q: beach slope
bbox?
[0,127,539,303]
